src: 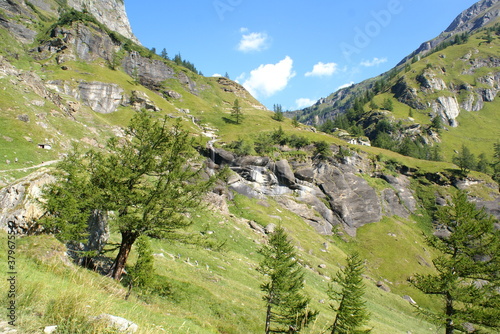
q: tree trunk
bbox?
[110,231,138,280]
[265,303,272,334]
[445,292,454,334]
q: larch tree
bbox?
[328,252,371,334]
[231,98,243,124]
[452,144,476,176]
[42,111,217,280]
[410,191,500,334]
[258,226,318,334]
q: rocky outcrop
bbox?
[67,0,139,44]
[392,77,426,109]
[122,51,174,85]
[0,170,55,234]
[207,146,416,236]
[416,70,447,92]
[122,52,199,94]
[316,162,382,234]
[47,80,124,114]
[432,96,461,127]
[129,90,160,111]
[0,0,37,43]
[35,22,118,64]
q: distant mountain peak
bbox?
[399,0,500,65]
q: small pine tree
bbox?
[328,252,371,334]
[431,115,443,133]
[452,144,476,176]
[231,98,243,124]
[258,227,318,334]
[313,141,332,160]
[292,116,300,128]
[160,48,169,60]
[493,141,500,183]
[130,235,155,290]
[272,104,285,122]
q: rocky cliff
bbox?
[67,0,139,44]
[0,0,139,44]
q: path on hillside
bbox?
[0,159,60,173]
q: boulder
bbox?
[44,326,58,333]
[376,281,391,292]
[294,167,315,182]
[248,221,265,234]
[94,314,138,333]
[273,159,296,187]
[402,295,417,304]
[264,223,276,234]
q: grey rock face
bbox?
[47,80,123,114]
[78,81,123,114]
[122,51,176,90]
[432,96,461,127]
[316,163,382,233]
[416,70,447,92]
[0,12,36,43]
[0,170,55,233]
[67,0,140,44]
[205,145,423,235]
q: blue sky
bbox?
[125,0,479,111]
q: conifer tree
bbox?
[410,191,500,334]
[130,235,155,290]
[258,226,318,334]
[328,252,371,334]
[231,98,242,124]
[452,144,476,176]
[272,104,285,122]
[160,48,169,60]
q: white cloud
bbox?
[305,62,338,77]
[238,31,270,52]
[295,98,316,109]
[243,56,296,98]
[360,57,387,67]
[337,82,355,90]
[212,73,222,77]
